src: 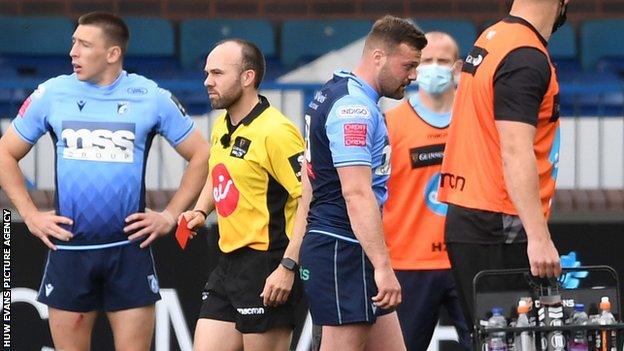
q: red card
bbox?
[175,216,191,249]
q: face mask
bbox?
[416,63,453,95]
[552,0,568,34]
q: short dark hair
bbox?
[78,12,130,54]
[365,15,427,53]
[216,39,266,89]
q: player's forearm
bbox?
[192,176,215,215]
[283,183,311,262]
[0,151,38,218]
[500,141,549,240]
[344,189,391,269]
[165,150,209,217]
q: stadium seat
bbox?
[580,19,624,70]
[0,16,74,78]
[559,71,624,116]
[125,17,175,57]
[549,24,582,80]
[123,17,179,77]
[179,19,275,70]
[412,19,477,58]
[280,19,373,68]
[0,15,74,55]
[549,23,576,60]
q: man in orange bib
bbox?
[438,0,569,332]
[384,32,471,351]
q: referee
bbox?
[180,39,305,351]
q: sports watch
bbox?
[280,257,298,272]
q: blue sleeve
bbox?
[156,88,195,147]
[11,84,51,144]
[325,95,378,168]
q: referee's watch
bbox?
[280,257,298,272]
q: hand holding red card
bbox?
[175,216,191,249]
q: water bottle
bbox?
[537,284,566,351]
[514,301,535,351]
[488,307,508,351]
[568,303,589,351]
[587,314,600,351]
[597,297,617,351]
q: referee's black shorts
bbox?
[199,246,302,333]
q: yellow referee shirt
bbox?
[209,96,304,253]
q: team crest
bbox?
[117,101,129,114]
[147,274,160,294]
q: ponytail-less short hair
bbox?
[365,15,427,53]
[78,12,130,54]
[215,39,266,89]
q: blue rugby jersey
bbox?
[304,70,391,243]
[12,71,195,248]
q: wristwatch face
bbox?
[280,257,297,271]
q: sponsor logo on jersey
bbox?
[463,47,488,75]
[230,137,251,159]
[18,85,47,117]
[61,121,136,163]
[424,172,448,216]
[160,88,187,116]
[288,152,304,181]
[337,105,370,119]
[212,163,240,217]
[343,123,367,146]
[117,101,129,114]
[314,91,327,104]
[127,87,148,95]
[18,96,32,118]
[439,172,466,191]
[410,144,445,169]
[77,100,86,111]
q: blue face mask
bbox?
[416,63,453,95]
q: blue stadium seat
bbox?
[280,19,372,68]
[549,24,581,80]
[559,71,623,116]
[580,19,624,70]
[549,24,576,60]
[412,19,477,59]
[123,17,179,78]
[125,17,175,57]
[0,16,75,78]
[0,16,74,55]
[179,19,275,70]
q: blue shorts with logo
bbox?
[37,242,161,312]
[300,231,391,326]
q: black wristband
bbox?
[280,257,298,272]
[193,209,207,218]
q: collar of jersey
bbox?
[503,16,548,48]
[333,70,380,103]
[408,94,451,128]
[78,70,127,94]
[225,94,270,133]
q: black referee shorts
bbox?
[198,246,302,333]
